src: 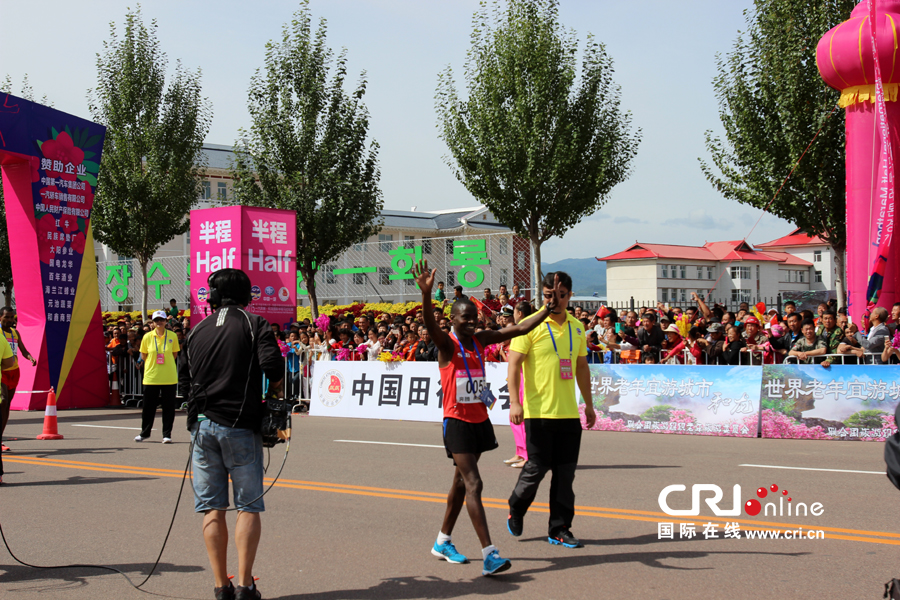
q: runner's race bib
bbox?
[559,358,573,380]
[456,369,486,404]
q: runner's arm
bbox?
[15,334,35,364]
[476,303,550,347]
[412,260,453,364]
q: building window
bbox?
[680,289,687,302]
[696,266,703,279]
[500,268,509,286]
[379,234,393,252]
[517,251,527,270]
[707,266,714,280]
[353,267,365,285]
[217,182,227,200]
[696,289,706,301]
[731,288,751,303]
[730,266,750,280]
[446,239,454,255]
[798,270,806,283]
[661,264,668,278]
[661,288,668,303]
[680,265,686,279]
[379,267,392,286]
[815,270,822,283]
[324,264,336,284]
[446,271,455,287]
[406,277,416,287]
[202,181,211,199]
[352,243,363,252]
[404,235,415,249]
[814,250,822,262]
[499,238,508,255]
[421,238,432,254]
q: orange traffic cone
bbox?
[109,370,121,407]
[36,388,64,440]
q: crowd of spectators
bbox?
[104,290,900,403]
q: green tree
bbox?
[700,0,855,308]
[0,75,52,307]
[436,0,640,288]
[88,7,211,316]
[231,3,382,320]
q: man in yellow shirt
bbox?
[0,334,16,483]
[506,272,596,548]
[0,307,37,452]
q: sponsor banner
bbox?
[761,365,900,441]
[580,364,761,437]
[0,94,108,409]
[310,361,513,426]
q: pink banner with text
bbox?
[190,206,296,328]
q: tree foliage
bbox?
[436,0,640,286]
[231,2,382,320]
[88,7,211,315]
[700,0,855,306]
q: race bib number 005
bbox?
[456,369,486,404]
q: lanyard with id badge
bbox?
[154,332,168,365]
[451,333,498,409]
[547,321,574,379]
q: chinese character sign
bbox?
[0,94,108,410]
[581,364,762,437]
[190,206,296,328]
[760,365,900,441]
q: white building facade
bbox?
[598,239,814,308]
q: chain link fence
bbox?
[307,231,534,305]
[97,256,191,312]
[96,232,537,311]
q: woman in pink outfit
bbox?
[504,302,534,468]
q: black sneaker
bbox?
[507,512,523,537]
[235,584,261,600]
[549,529,583,548]
[215,582,235,600]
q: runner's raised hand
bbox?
[412,259,435,296]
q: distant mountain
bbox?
[542,258,606,297]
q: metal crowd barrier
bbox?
[783,352,882,365]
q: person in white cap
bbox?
[135,310,180,443]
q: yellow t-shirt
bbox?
[0,335,12,404]
[509,311,587,419]
[140,330,180,385]
[2,329,19,371]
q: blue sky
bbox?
[1,0,800,262]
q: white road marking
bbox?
[335,439,444,449]
[70,424,154,431]
[740,463,883,475]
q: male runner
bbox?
[413,259,558,576]
[0,307,36,452]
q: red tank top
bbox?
[440,334,489,423]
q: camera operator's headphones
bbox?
[207,269,252,311]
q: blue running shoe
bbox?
[482,549,511,576]
[431,541,467,564]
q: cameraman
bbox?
[179,269,284,600]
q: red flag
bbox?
[471,296,493,316]
[595,305,610,319]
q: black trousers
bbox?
[508,418,583,535]
[140,384,177,439]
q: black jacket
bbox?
[415,340,438,362]
[637,325,665,355]
[179,306,284,432]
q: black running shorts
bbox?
[442,417,498,459]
